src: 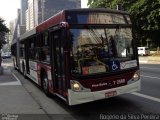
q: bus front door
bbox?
[50,30,66,96]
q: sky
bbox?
[0,0,20,25]
[81,0,88,8]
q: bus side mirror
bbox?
[60,22,71,48]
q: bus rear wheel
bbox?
[42,73,51,97]
[22,62,27,78]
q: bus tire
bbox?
[42,72,51,97]
[13,59,16,70]
[22,62,27,78]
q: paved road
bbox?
[139,64,160,99]
[0,59,160,120]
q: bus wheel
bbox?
[42,73,51,97]
[22,62,27,78]
[13,59,16,70]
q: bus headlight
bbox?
[70,81,81,91]
[73,82,80,91]
[132,71,140,81]
[127,71,140,84]
[70,80,91,92]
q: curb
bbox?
[139,60,160,64]
[147,61,160,64]
[139,56,160,64]
[148,56,160,64]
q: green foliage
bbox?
[130,0,160,31]
[88,0,138,10]
[0,18,9,33]
[88,0,110,8]
[0,17,9,50]
[87,0,160,48]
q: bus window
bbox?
[28,36,40,61]
[113,28,133,57]
[41,47,50,62]
[70,27,134,75]
[41,32,50,63]
[20,42,25,58]
[29,39,35,60]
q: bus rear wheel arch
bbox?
[41,69,51,97]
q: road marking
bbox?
[131,92,160,103]
[140,67,160,70]
[12,73,22,84]
[141,75,160,80]
[0,73,22,86]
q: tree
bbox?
[129,0,160,50]
[88,0,160,50]
[88,0,138,10]
[0,17,9,66]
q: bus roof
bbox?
[20,8,130,40]
[37,10,65,32]
[20,28,36,40]
[37,8,129,32]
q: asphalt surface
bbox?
[139,64,160,99]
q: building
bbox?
[11,0,81,42]
[21,0,28,25]
[8,21,16,46]
[26,0,37,30]
[26,0,81,31]
[41,0,81,22]
[26,9,30,31]
[11,9,21,43]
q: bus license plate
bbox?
[105,91,117,98]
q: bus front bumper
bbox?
[68,81,140,105]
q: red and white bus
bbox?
[11,8,140,105]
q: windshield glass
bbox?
[70,27,135,75]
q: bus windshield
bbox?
[70,27,135,75]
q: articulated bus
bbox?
[11,8,140,105]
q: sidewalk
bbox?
[139,56,160,64]
[0,65,44,114]
[0,67,21,85]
